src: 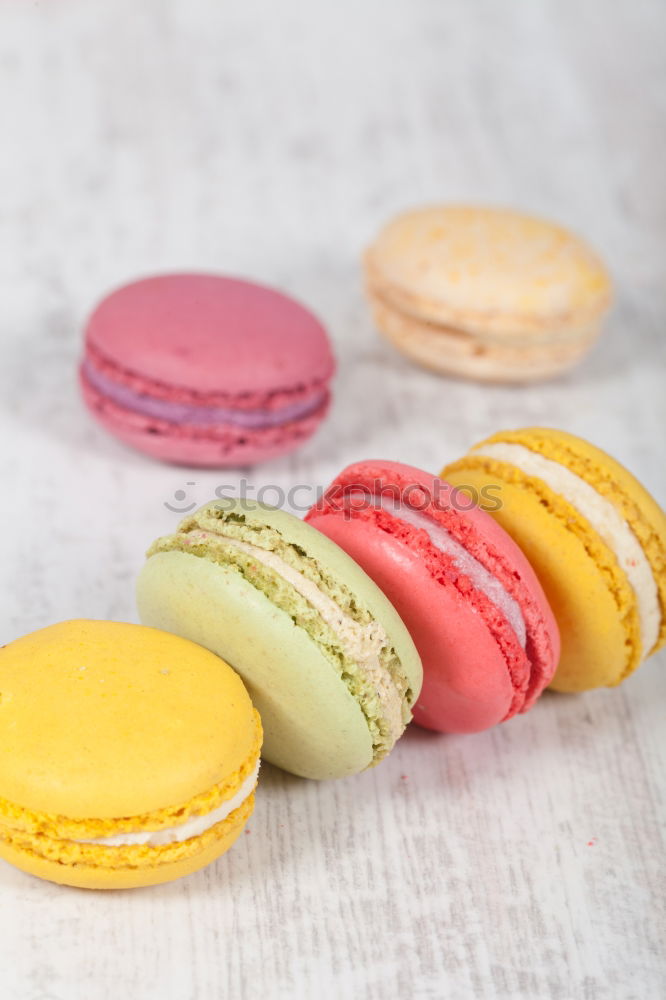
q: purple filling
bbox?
[82,360,326,428]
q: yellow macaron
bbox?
[443,428,666,691]
[364,205,612,382]
[0,620,262,889]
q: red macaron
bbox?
[306,460,560,733]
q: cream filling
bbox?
[75,761,259,847]
[363,494,527,648]
[187,529,405,746]
[472,441,661,654]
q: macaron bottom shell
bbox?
[0,793,254,890]
[369,293,602,383]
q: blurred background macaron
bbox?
[443,428,666,692]
[137,499,422,780]
[80,273,335,466]
[364,204,612,382]
[0,620,262,890]
[306,460,559,733]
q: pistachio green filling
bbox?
[148,507,412,763]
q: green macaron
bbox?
[137,499,422,780]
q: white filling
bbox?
[473,441,661,654]
[75,761,259,847]
[187,529,406,746]
[367,494,527,648]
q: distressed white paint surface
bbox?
[0,1,664,998]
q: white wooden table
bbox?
[1,2,664,997]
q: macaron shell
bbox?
[137,550,376,780]
[0,621,257,818]
[307,512,516,732]
[85,274,335,396]
[368,290,602,383]
[366,205,612,336]
[0,794,253,890]
[442,462,635,691]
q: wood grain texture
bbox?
[0,1,664,997]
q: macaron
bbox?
[364,205,612,382]
[137,499,422,779]
[443,428,666,691]
[80,273,335,466]
[0,620,262,889]
[305,461,559,733]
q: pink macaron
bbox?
[80,274,335,467]
[306,461,560,734]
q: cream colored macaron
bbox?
[364,205,612,382]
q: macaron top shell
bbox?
[0,620,259,819]
[365,205,612,336]
[85,273,335,399]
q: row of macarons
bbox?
[1,426,663,890]
[79,205,612,469]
